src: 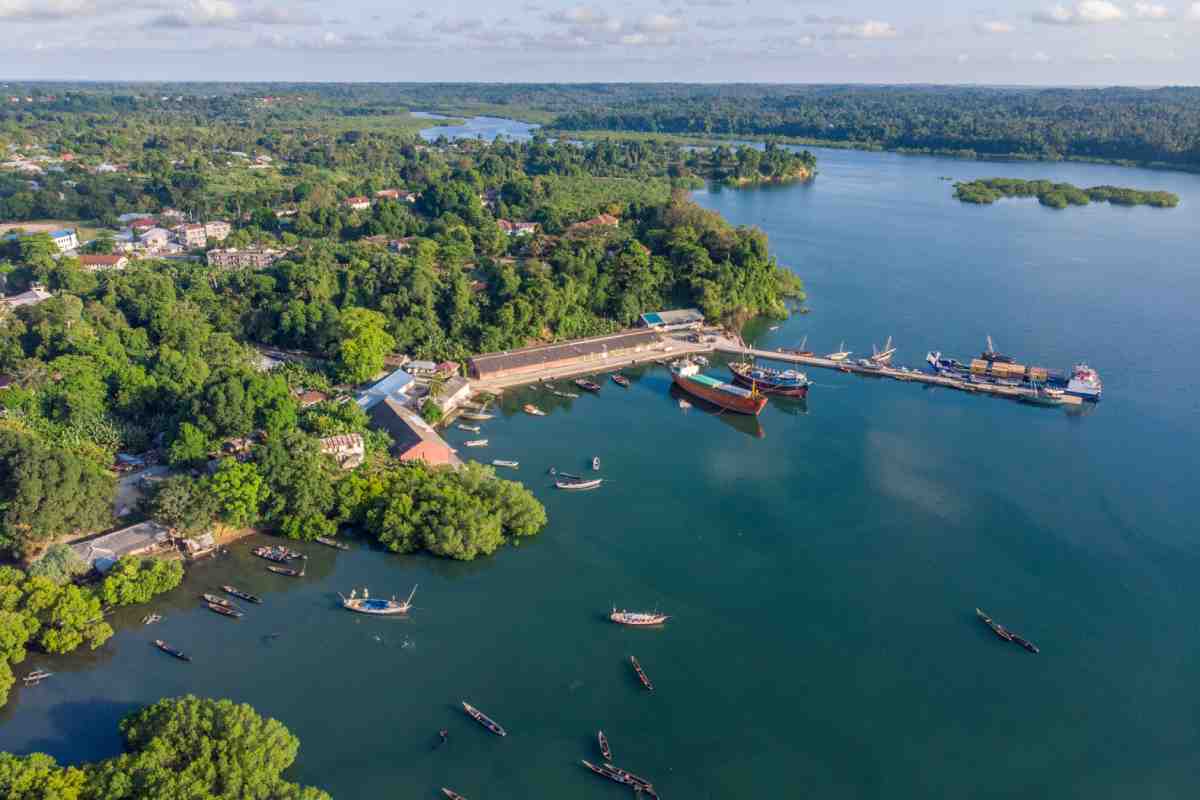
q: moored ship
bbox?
[1066,363,1102,400]
[611,608,669,626]
[670,360,767,416]
[728,361,810,398]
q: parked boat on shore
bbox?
[575,378,602,393]
[339,585,417,615]
[315,536,350,550]
[462,701,507,736]
[612,374,630,387]
[154,640,191,662]
[202,593,237,609]
[611,609,669,626]
[460,411,494,421]
[222,585,262,604]
[670,360,767,416]
[523,404,546,416]
[552,390,580,399]
[630,656,654,690]
[728,361,810,397]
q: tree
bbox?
[206,459,267,527]
[149,475,218,534]
[420,398,443,425]
[0,610,38,664]
[334,307,395,384]
[99,558,184,608]
[0,752,87,800]
[20,578,112,655]
[27,543,89,584]
[0,429,115,559]
[166,422,211,467]
[257,432,336,540]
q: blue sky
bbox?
[2,1,1199,83]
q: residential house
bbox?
[389,237,417,253]
[206,248,284,270]
[344,196,372,211]
[568,213,620,234]
[319,433,365,470]
[160,208,187,222]
[130,218,157,232]
[78,254,129,272]
[497,219,537,236]
[204,220,231,241]
[295,389,329,408]
[69,520,173,574]
[376,188,417,203]
[638,308,706,331]
[435,361,460,378]
[49,228,78,252]
[404,360,439,377]
[355,367,415,410]
[430,376,471,414]
[174,223,207,249]
[139,227,171,251]
[0,284,52,314]
[368,398,459,466]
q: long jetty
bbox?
[714,343,1083,405]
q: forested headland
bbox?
[954,178,1180,209]
[0,695,329,799]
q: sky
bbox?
[2,0,1199,84]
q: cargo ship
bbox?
[1065,363,1102,400]
[728,361,810,397]
[925,342,1100,401]
[671,360,767,415]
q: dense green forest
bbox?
[953,178,1180,209]
[0,695,329,799]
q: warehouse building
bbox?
[467,329,662,381]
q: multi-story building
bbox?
[206,248,284,270]
[204,220,231,242]
[174,223,207,249]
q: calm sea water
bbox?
[3,134,1200,800]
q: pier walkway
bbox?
[713,343,1083,405]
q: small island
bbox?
[954,178,1179,209]
[706,142,816,186]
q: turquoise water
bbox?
[3,144,1200,799]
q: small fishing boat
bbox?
[549,468,584,479]
[462,701,507,737]
[253,545,305,563]
[607,763,655,790]
[552,390,580,399]
[142,613,162,625]
[612,374,630,388]
[315,536,350,551]
[206,602,243,619]
[610,609,669,626]
[598,730,612,761]
[267,565,305,578]
[630,656,654,691]
[975,608,1013,642]
[492,459,519,469]
[463,439,489,447]
[592,456,601,471]
[522,404,546,416]
[769,325,781,331]
[154,639,191,662]
[456,424,481,433]
[460,412,494,421]
[692,355,709,366]
[222,585,262,604]
[441,789,468,800]
[556,478,602,490]
[575,378,602,393]
[202,593,237,609]
[678,399,691,409]
[23,669,53,686]
[582,760,628,787]
[339,585,417,615]
[1011,634,1041,654]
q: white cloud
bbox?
[974,20,1015,34]
[956,53,970,63]
[0,0,99,20]
[150,1,318,29]
[1133,2,1171,19]
[434,18,484,34]
[1033,1,1125,25]
[1032,50,1052,62]
[804,14,858,25]
[546,6,609,25]
[825,20,898,40]
[1187,1,1200,20]
[636,13,685,33]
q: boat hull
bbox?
[672,374,767,415]
[729,366,810,397]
